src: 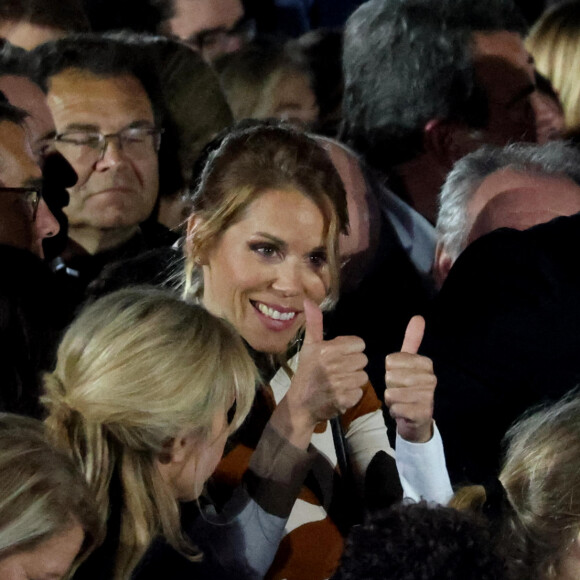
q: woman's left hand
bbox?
[383,315,436,443]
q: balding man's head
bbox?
[316,137,381,292]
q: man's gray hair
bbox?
[437,141,580,260]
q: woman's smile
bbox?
[251,299,300,331]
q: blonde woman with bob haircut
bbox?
[43,287,274,580]
[0,413,100,580]
[451,393,580,580]
[526,1,580,132]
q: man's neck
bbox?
[68,225,139,255]
[390,153,448,225]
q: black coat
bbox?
[420,213,580,484]
[0,245,66,417]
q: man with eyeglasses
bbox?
[0,40,76,262]
[161,0,255,62]
[0,96,66,416]
[32,35,172,306]
[0,96,59,257]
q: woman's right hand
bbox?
[271,299,368,449]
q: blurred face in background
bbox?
[472,31,537,145]
[166,0,250,62]
[0,20,67,51]
[268,69,319,127]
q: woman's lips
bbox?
[251,300,301,331]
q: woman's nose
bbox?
[272,260,302,295]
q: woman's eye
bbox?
[249,242,279,258]
[309,252,328,269]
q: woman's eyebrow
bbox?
[254,232,287,248]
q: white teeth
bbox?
[256,302,296,321]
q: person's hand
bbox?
[273,299,368,448]
[384,315,436,443]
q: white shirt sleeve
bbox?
[395,423,453,504]
[346,407,452,505]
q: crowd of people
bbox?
[1,0,580,579]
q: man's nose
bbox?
[36,198,60,239]
[96,135,128,167]
[33,198,60,259]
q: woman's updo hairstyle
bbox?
[43,287,257,580]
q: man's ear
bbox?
[433,242,455,290]
[423,119,476,169]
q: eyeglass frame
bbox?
[0,186,41,221]
[53,125,164,163]
[187,17,257,56]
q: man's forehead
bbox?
[0,74,56,140]
[0,120,41,184]
[46,68,154,130]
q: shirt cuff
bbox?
[395,423,453,504]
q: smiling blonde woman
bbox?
[184,122,452,579]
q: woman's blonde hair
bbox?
[450,393,580,580]
[184,121,349,314]
[0,413,100,575]
[526,1,580,131]
[43,287,257,580]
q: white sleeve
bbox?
[395,423,453,504]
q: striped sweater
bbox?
[211,353,452,580]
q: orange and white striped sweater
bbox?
[212,353,452,580]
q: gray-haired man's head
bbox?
[434,141,580,287]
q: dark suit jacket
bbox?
[421,212,580,484]
[0,245,66,416]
